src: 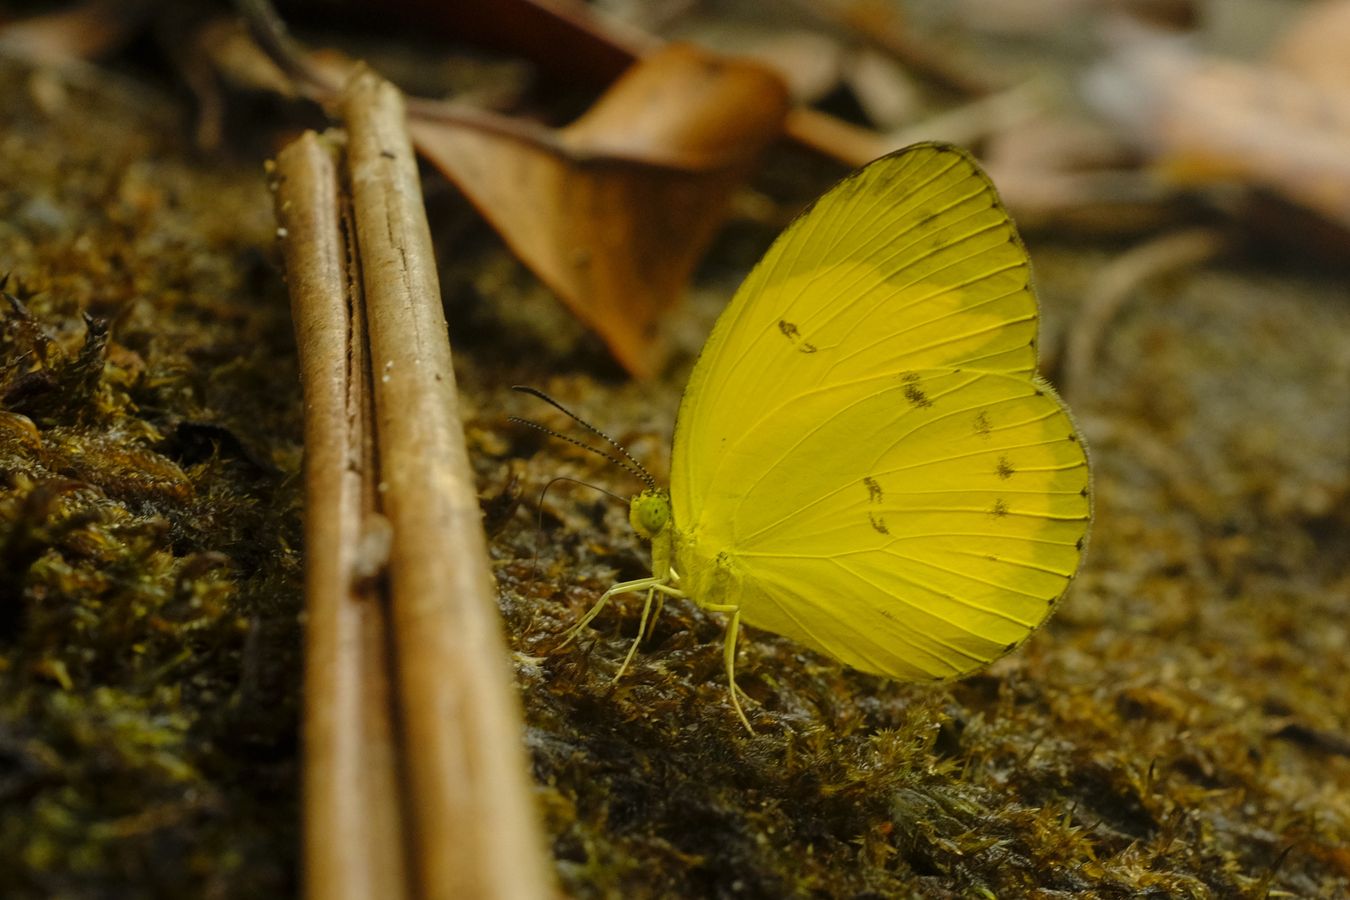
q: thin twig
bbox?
[340,68,552,900]
[883,78,1051,150]
[1062,227,1226,405]
[272,132,411,900]
[784,0,1000,96]
[234,0,340,98]
[784,106,889,168]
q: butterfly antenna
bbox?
[509,417,654,489]
[511,385,658,490]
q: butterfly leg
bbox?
[704,601,752,733]
[560,575,662,648]
[621,571,675,669]
[642,593,665,641]
[641,569,677,641]
[615,586,657,680]
[562,574,687,686]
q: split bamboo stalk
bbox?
[272,132,410,900]
[339,69,552,900]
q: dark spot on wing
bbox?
[778,319,817,353]
[863,476,883,503]
[1075,537,1084,551]
[1004,642,1017,654]
[990,498,1009,518]
[996,456,1015,480]
[864,477,888,532]
[974,410,992,437]
[900,372,933,408]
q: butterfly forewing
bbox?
[674,144,1040,523]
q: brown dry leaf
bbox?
[410,43,789,376]
[309,0,901,172]
[1088,39,1350,232]
[299,0,653,85]
[420,0,657,84]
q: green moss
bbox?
[0,58,302,898]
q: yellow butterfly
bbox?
[534,143,1092,731]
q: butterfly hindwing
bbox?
[686,370,1090,679]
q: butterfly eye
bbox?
[629,491,671,539]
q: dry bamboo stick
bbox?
[339,69,552,900]
[272,132,411,900]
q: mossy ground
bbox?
[1,39,1347,900]
[475,233,1350,897]
[0,59,303,896]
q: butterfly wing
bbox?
[673,143,1042,523]
[683,370,1090,679]
[670,143,1091,678]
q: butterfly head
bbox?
[629,489,672,541]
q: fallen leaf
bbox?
[286,0,653,85]
[295,0,901,169]
[410,43,789,376]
